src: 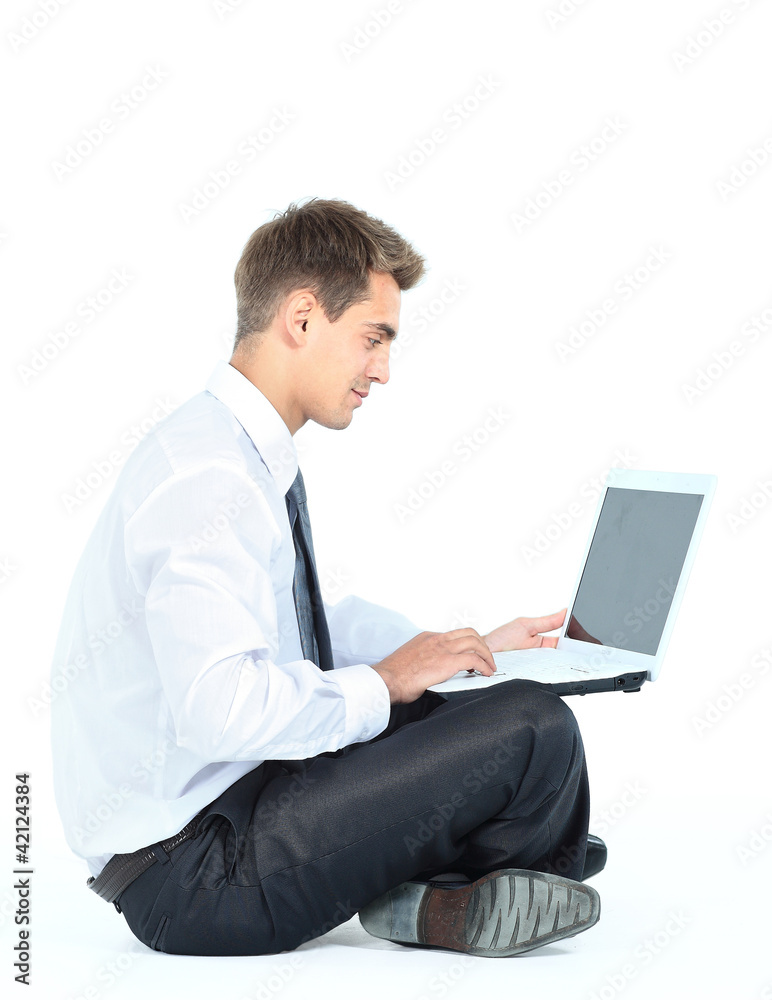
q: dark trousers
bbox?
[117,679,590,956]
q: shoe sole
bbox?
[359,869,600,957]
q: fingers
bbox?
[441,629,496,674]
[526,608,567,633]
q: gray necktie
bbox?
[285,469,334,671]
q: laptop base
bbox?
[440,672,647,698]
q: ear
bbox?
[281,289,318,347]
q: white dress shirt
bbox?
[51,361,420,876]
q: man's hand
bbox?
[483,609,567,654]
[373,628,496,704]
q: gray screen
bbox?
[566,488,704,655]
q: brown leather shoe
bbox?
[359,869,600,957]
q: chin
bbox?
[313,410,353,431]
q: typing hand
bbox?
[373,628,496,704]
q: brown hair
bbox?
[233,198,426,348]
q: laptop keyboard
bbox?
[493,648,614,673]
[430,648,636,692]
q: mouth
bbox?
[351,389,368,406]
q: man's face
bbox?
[299,271,401,430]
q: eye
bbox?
[368,337,382,347]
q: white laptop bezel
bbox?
[556,468,717,681]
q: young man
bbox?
[52,198,603,958]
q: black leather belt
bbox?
[87,813,203,904]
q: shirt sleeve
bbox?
[124,463,391,762]
[325,594,423,668]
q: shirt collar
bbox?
[205,360,298,496]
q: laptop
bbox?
[431,469,717,697]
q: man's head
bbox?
[231,198,426,433]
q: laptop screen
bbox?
[565,487,705,655]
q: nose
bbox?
[366,347,390,385]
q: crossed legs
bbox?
[117,680,590,955]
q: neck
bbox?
[229,344,305,435]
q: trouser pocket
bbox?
[150,911,172,952]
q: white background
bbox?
[2,1,771,998]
